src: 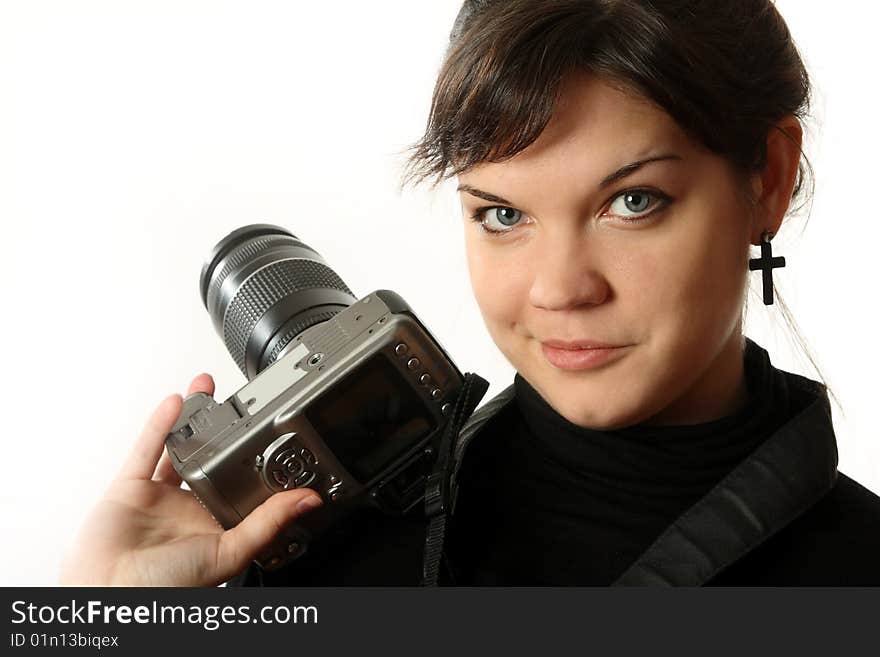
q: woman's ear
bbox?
[749,115,804,244]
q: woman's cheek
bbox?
[472,258,526,341]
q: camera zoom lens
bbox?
[199,224,357,379]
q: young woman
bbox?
[61,0,880,586]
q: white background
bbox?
[0,0,877,585]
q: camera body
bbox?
[166,289,463,570]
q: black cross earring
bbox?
[748,230,786,305]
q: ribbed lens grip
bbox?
[223,259,354,373]
[200,225,357,379]
[206,236,284,314]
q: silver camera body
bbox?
[166,289,463,570]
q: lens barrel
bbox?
[199,224,357,379]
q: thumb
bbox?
[214,488,323,579]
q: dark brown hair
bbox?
[401,0,812,205]
[399,0,838,409]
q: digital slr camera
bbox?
[165,225,465,570]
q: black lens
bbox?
[199,224,357,379]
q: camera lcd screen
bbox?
[304,353,437,482]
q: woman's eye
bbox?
[470,206,524,234]
[606,189,669,221]
[469,188,670,235]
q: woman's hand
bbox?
[59,374,323,587]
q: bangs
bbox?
[400,0,811,208]
[400,1,597,190]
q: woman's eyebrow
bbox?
[456,185,513,205]
[457,153,684,204]
[600,153,684,188]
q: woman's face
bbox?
[458,72,758,430]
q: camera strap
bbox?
[421,372,490,586]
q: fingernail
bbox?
[296,495,323,512]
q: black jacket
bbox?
[228,363,880,586]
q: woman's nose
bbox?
[527,234,610,311]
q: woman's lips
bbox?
[540,343,631,371]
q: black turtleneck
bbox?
[446,337,797,585]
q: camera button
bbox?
[328,483,344,501]
[395,343,408,356]
[284,458,304,475]
[431,388,442,400]
[294,471,316,488]
[419,373,432,386]
[300,448,318,466]
[273,471,290,487]
[407,357,421,370]
[441,403,452,415]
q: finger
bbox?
[214,489,324,579]
[116,394,183,481]
[153,450,183,486]
[186,373,215,397]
